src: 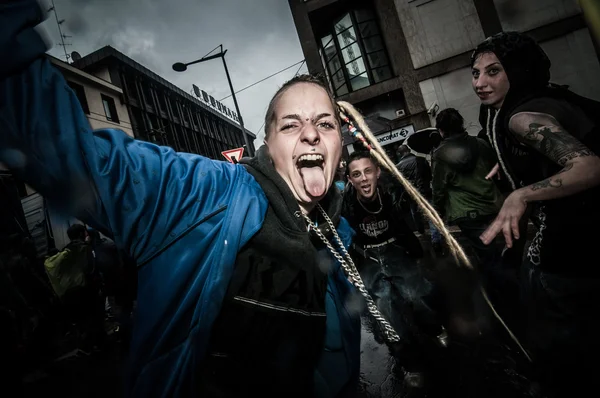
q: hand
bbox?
[480,190,527,248]
[485,163,500,180]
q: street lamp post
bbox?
[173,45,253,157]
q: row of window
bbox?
[67,77,244,159]
[318,7,392,97]
[122,73,244,154]
[130,108,244,157]
[68,81,120,124]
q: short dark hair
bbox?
[435,108,466,137]
[87,228,101,243]
[346,150,377,175]
[67,224,87,241]
[263,74,339,140]
[396,144,411,157]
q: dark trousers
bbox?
[455,215,521,334]
[353,243,442,372]
[62,285,106,350]
[521,261,600,397]
[455,215,500,270]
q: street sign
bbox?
[221,147,244,164]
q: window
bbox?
[319,8,392,96]
[141,83,154,108]
[156,91,169,114]
[101,94,120,123]
[123,74,139,102]
[67,81,90,114]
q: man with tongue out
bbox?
[0,4,360,397]
[342,151,443,388]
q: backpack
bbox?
[44,242,92,298]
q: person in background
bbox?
[44,224,105,353]
[432,108,503,271]
[342,150,444,390]
[430,108,517,337]
[396,145,444,256]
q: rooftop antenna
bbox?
[48,0,72,62]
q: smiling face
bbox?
[347,156,380,202]
[472,52,510,109]
[265,82,342,214]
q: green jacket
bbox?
[432,133,502,223]
[44,241,91,298]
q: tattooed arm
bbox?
[481,111,600,247]
[509,111,600,201]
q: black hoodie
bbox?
[473,32,600,275]
[198,145,344,397]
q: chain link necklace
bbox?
[357,188,383,215]
[302,203,400,343]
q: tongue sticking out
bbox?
[299,166,327,198]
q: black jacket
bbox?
[395,153,432,199]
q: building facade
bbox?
[1,55,137,254]
[289,0,600,158]
[51,56,135,137]
[6,46,257,254]
[71,46,255,160]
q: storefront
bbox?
[345,124,415,160]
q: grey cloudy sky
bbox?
[43,0,308,148]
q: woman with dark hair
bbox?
[472,31,600,397]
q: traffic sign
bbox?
[221,147,244,164]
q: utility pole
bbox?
[220,49,249,155]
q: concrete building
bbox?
[289,0,600,157]
[50,56,134,137]
[71,46,256,160]
[5,47,258,254]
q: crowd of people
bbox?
[2,1,600,397]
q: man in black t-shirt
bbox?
[342,151,444,388]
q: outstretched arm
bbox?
[0,0,241,263]
[481,111,600,246]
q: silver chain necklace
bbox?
[302,204,400,343]
[357,188,383,215]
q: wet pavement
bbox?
[355,226,539,398]
[19,320,535,398]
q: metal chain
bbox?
[302,204,400,343]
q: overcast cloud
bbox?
[43,0,308,149]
